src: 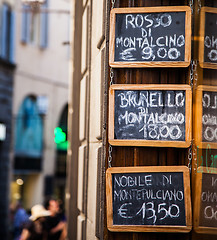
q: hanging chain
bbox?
[190,60,198,89]
[189,0,194,14]
[197,0,201,13]
[192,140,197,172]
[188,140,197,172]
[108,68,114,168]
[190,60,194,89]
[194,61,198,88]
[110,68,114,86]
[111,0,115,9]
[108,144,113,168]
[188,141,193,173]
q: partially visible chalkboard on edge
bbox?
[199,7,217,69]
[109,6,191,68]
[108,84,192,148]
[106,166,192,232]
[195,85,217,149]
[194,167,217,234]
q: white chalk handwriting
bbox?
[115,12,185,61]
[202,92,217,142]
[116,201,180,224]
[116,90,185,140]
[204,35,217,62]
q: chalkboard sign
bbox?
[108,84,192,148]
[199,7,217,69]
[106,166,192,232]
[195,85,217,149]
[109,6,191,68]
[194,167,217,234]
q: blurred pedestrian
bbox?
[13,201,29,240]
[19,204,50,240]
[45,199,67,240]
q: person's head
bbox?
[47,199,59,216]
[15,200,23,210]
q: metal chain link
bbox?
[108,145,113,168]
[189,0,194,14]
[188,141,193,173]
[194,63,198,87]
[197,0,201,13]
[190,60,194,89]
[111,0,115,9]
[110,68,114,85]
[190,60,198,89]
[192,140,197,172]
[108,67,114,168]
[190,61,193,87]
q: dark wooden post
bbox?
[103,1,217,239]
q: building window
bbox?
[30,12,40,44]
[0,3,15,62]
[15,96,43,158]
[21,0,48,48]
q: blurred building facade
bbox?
[11,0,70,213]
[66,1,217,240]
[66,0,107,239]
[0,0,15,238]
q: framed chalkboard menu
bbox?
[195,85,217,149]
[106,166,192,232]
[194,167,217,234]
[199,7,217,69]
[109,6,191,68]
[108,84,192,148]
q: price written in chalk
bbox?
[204,12,217,64]
[115,89,186,141]
[115,12,185,62]
[202,91,217,143]
[199,173,217,228]
[112,172,186,226]
[106,166,192,232]
[109,7,191,68]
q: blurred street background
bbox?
[0,0,71,238]
[1,1,217,240]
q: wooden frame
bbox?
[106,166,192,232]
[199,7,217,69]
[194,167,217,234]
[109,6,191,68]
[195,85,217,149]
[108,84,192,148]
